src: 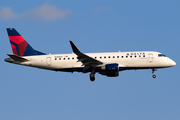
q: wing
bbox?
[69,41,103,70]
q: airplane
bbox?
[5,28,176,81]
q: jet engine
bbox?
[100,63,119,77]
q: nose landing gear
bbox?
[152,74,156,78]
[152,68,157,78]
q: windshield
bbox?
[158,54,166,57]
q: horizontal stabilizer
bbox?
[7,54,29,62]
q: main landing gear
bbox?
[152,68,157,78]
[89,71,95,81]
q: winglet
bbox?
[69,41,81,53]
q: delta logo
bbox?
[126,53,145,56]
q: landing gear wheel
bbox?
[90,73,95,81]
[90,77,95,81]
[152,68,157,79]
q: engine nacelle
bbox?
[100,63,119,77]
[101,63,119,72]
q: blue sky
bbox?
[0,0,180,120]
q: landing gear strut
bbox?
[89,71,95,81]
[152,68,157,78]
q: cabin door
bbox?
[148,53,153,63]
[46,57,52,66]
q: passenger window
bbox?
[68,58,70,60]
[100,57,102,59]
[121,56,123,58]
[109,56,110,58]
[72,57,74,60]
[117,56,119,58]
[59,58,61,60]
[143,55,145,57]
[104,56,106,58]
[64,58,66,60]
[55,58,57,60]
[126,56,128,58]
[113,56,115,58]
[134,56,136,58]
[130,56,132,58]
[95,57,97,59]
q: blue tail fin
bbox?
[7,28,46,56]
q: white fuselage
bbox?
[17,51,175,71]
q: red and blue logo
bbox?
[7,28,45,56]
[9,35,28,56]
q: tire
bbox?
[152,74,156,78]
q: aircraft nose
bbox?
[169,59,176,66]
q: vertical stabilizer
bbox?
[7,28,46,56]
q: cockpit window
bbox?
[158,54,166,57]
